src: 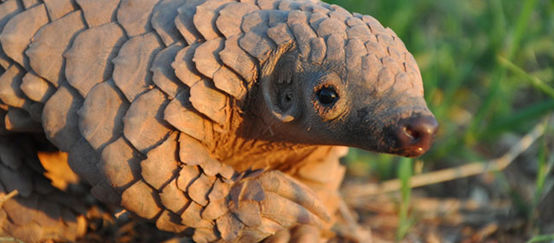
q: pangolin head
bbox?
[255,3,437,157]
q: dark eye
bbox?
[316,87,339,106]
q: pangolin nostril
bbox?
[394,115,439,156]
[403,126,420,141]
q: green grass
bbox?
[396,157,413,241]
[528,234,554,243]
[530,119,553,231]
[324,0,554,240]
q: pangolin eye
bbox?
[316,87,339,106]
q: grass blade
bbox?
[527,234,554,243]
[497,56,554,98]
[396,157,413,241]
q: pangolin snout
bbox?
[393,115,438,157]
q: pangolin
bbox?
[0,0,438,242]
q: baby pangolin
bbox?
[0,0,437,242]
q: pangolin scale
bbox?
[0,0,437,242]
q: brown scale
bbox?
[151,42,186,98]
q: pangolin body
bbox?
[0,0,437,242]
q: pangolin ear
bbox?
[261,67,300,123]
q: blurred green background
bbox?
[323,0,554,240]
